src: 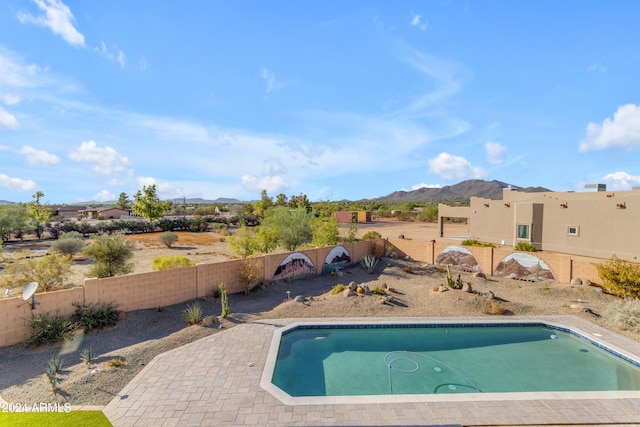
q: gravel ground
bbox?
[0,257,632,407]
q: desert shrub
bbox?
[595,255,640,298]
[362,231,382,240]
[605,298,640,333]
[6,251,74,291]
[371,241,385,259]
[371,285,387,295]
[51,236,85,256]
[219,283,229,318]
[403,265,413,274]
[108,358,125,368]
[158,231,179,248]
[211,223,227,234]
[481,300,506,315]
[331,284,347,294]
[152,255,195,271]
[26,311,75,347]
[183,300,203,325]
[238,259,261,295]
[73,302,119,332]
[462,239,496,248]
[514,241,537,252]
[83,231,135,278]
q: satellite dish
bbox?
[22,282,38,301]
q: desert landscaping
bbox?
[0,220,637,408]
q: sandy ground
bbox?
[0,220,634,407]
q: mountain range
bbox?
[0,180,551,206]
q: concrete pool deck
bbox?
[103,316,640,426]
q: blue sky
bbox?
[1,0,639,204]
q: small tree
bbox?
[132,184,170,221]
[51,233,85,256]
[310,215,339,247]
[238,259,262,295]
[116,192,132,210]
[264,206,313,251]
[6,251,74,292]
[255,224,279,254]
[0,204,28,242]
[158,231,179,248]
[83,231,135,278]
[228,226,258,258]
[26,191,53,239]
[595,255,640,298]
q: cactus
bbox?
[219,283,229,318]
[445,265,464,289]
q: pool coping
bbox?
[260,317,640,406]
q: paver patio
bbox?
[103,316,640,426]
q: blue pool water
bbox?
[271,324,640,396]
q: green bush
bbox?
[152,255,195,270]
[595,255,640,298]
[72,302,119,332]
[605,298,640,333]
[362,231,382,240]
[462,239,496,248]
[158,231,179,248]
[514,241,537,252]
[26,311,75,347]
[51,236,85,256]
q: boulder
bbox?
[570,278,583,286]
[486,290,495,299]
[202,315,217,327]
[348,281,357,291]
[344,289,356,297]
[362,284,371,295]
[462,282,473,293]
[438,285,449,293]
[294,295,306,302]
[473,272,486,279]
[584,279,592,287]
[336,271,344,277]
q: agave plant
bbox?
[360,255,379,274]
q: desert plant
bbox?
[371,285,387,295]
[371,241,385,259]
[462,239,496,248]
[595,255,640,298]
[360,255,379,274]
[403,265,413,274]
[514,241,537,252]
[158,231,179,248]
[108,358,125,368]
[605,298,640,333]
[219,283,229,318]
[331,284,347,294]
[310,215,340,247]
[481,299,506,315]
[72,302,119,332]
[48,356,64,375]
[45,369,58,394]
[83,231,135,278]
[183,300,203,325]
[227,225,259,258]
[51,235,85,256]
[445,265,463,289]
[5,251,74,292]
[80,347,94,365]
[239,259,261,295]
[362,231,382,240]
[152,255,195,271]
[26,311,75,347]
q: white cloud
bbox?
[20,146,61,166]
[579,104,640,152]
[68,140,130,174]
[96,42,126,68]
[2,94,20,105]
[241,174,289,194]
[93,189,115,201]
[410,13,428,31]
[0,173,37,192]
[427,152,487,181]
[0,107,19,129]
[485,141,507,164]
[411,183,441,190]
[263,158,287,176]
[601,171,640,190]
[587,63,606,73]
[261,68,282,95]
[0,51,50,89]
[135,176,192,199]
[17,0,85,47]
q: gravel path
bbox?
[0,257,634,407]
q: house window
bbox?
[567,226,580,237]
[516,224,530,240]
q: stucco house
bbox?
[438,187,640,261]
[81,207,134,219]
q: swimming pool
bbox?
[263,320,640,402]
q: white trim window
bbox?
[567,225,580,237]
[516,224,530,240]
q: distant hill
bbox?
[169,197,242,205]
[376,179,551,202]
